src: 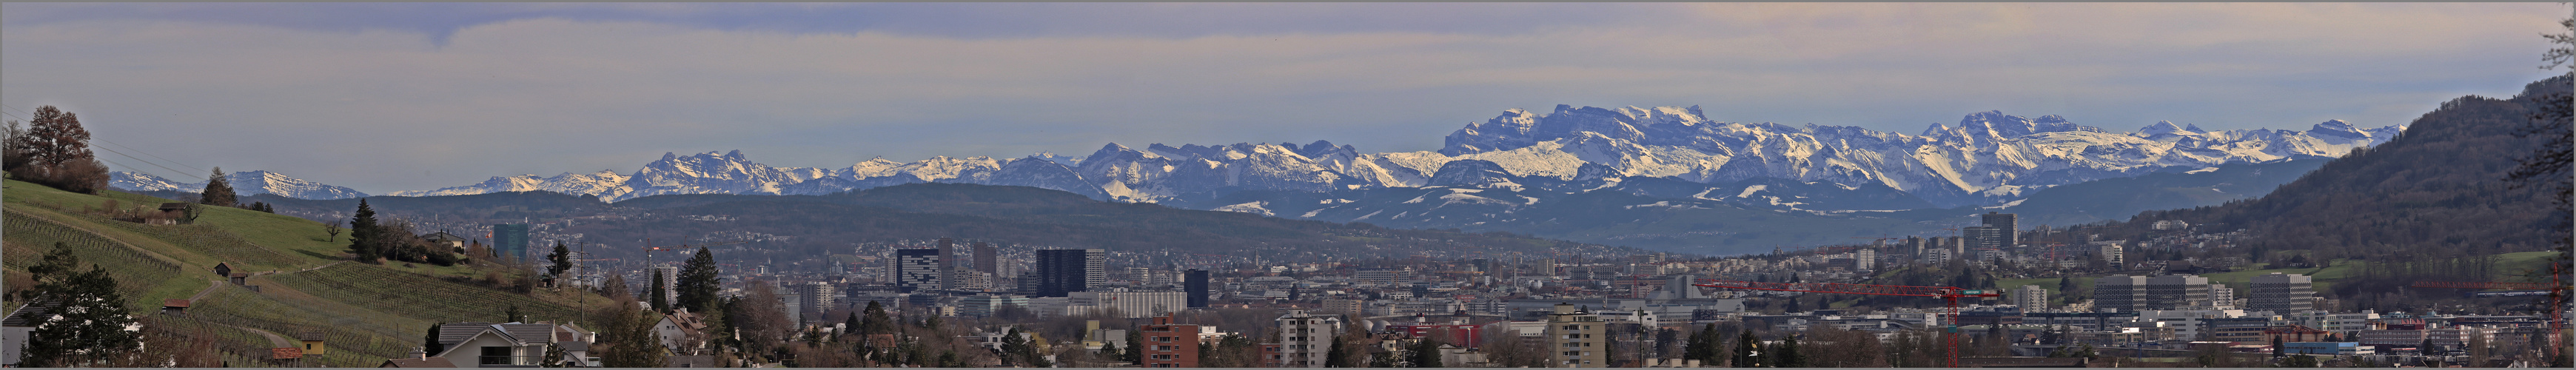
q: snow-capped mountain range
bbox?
[111,170,371,200]
[146,107,2401,212]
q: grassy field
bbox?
[3,178,614,366]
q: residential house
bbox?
[655,308,709,354]
[425,322,595,368]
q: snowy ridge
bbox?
[375,106,2399,209]
[111,170,370,200]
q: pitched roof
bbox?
[498,323,554,344]
[271,348,305,360]
[299,331,326,342]
[2,297,67,327]
[380,357,456,368]
[437,323,500,346]
[163,299,192,309]
[422,232,469,242]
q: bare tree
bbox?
[325,220,344,242]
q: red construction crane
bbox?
[1697,280,2003,368]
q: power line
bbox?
[101,158,186,181]
[94,145,196,181]
[97,138,207,174]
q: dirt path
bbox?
[187,279,223,301]
[255,260,344,277]
[226,323,295,349]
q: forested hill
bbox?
[2095,76,2569,261]
[575,183,1643,264]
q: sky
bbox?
[2,2,2566,194]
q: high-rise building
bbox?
[1035,249,1106,297]
[799,282,837,322]
[1139,314,1202,368]
[2249,273,2315,312]
[1266,310,1343,368]
[1981,212,2019,247]
[1854,249,1878,272]
[1184,269,1210,309]
[491,223,531,262]
[894,249,945,292]
[972,242,999,276]
[2013,285,2049,310]
[1546,303,1607,368]
[936,238,959,290]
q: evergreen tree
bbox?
[1683,323,1720,365]
[1407,337,1443,368]
[198,167,235,207]
[649,270,671,312]
[1324,335,1352,368]
[1733,329,1762,368]
[425,323,446,356]
[17,243,141,366]
[346,199,380,262]
[1124,327,1144,364]
[1769,335,1805,368]
[546,242,573,278]
[599,306,666,367]
[507,305,526,323]
[860,300,893,335]
[677,248,721,313]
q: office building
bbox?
[1139,314,1202,368]
[1035,249,1106,297]
[972,241,998,276]
[1266,310,1344,368]
[1981,212,2018,247]
[491,223,531,263]
[2145,275,2213,309]
[2094,275,2147,312]
[2250,273,2316,313]
[895,249,945,292]
[1545,303,1607,368]
[1184,269,1210,309]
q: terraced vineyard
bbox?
[83,215,305,269]
[189,286,418,367]
[263,263,582,324]
[1,208,187,305]
[139,314,285,367]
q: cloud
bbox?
[1,3,2562,193]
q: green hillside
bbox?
[1,178,610,367]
